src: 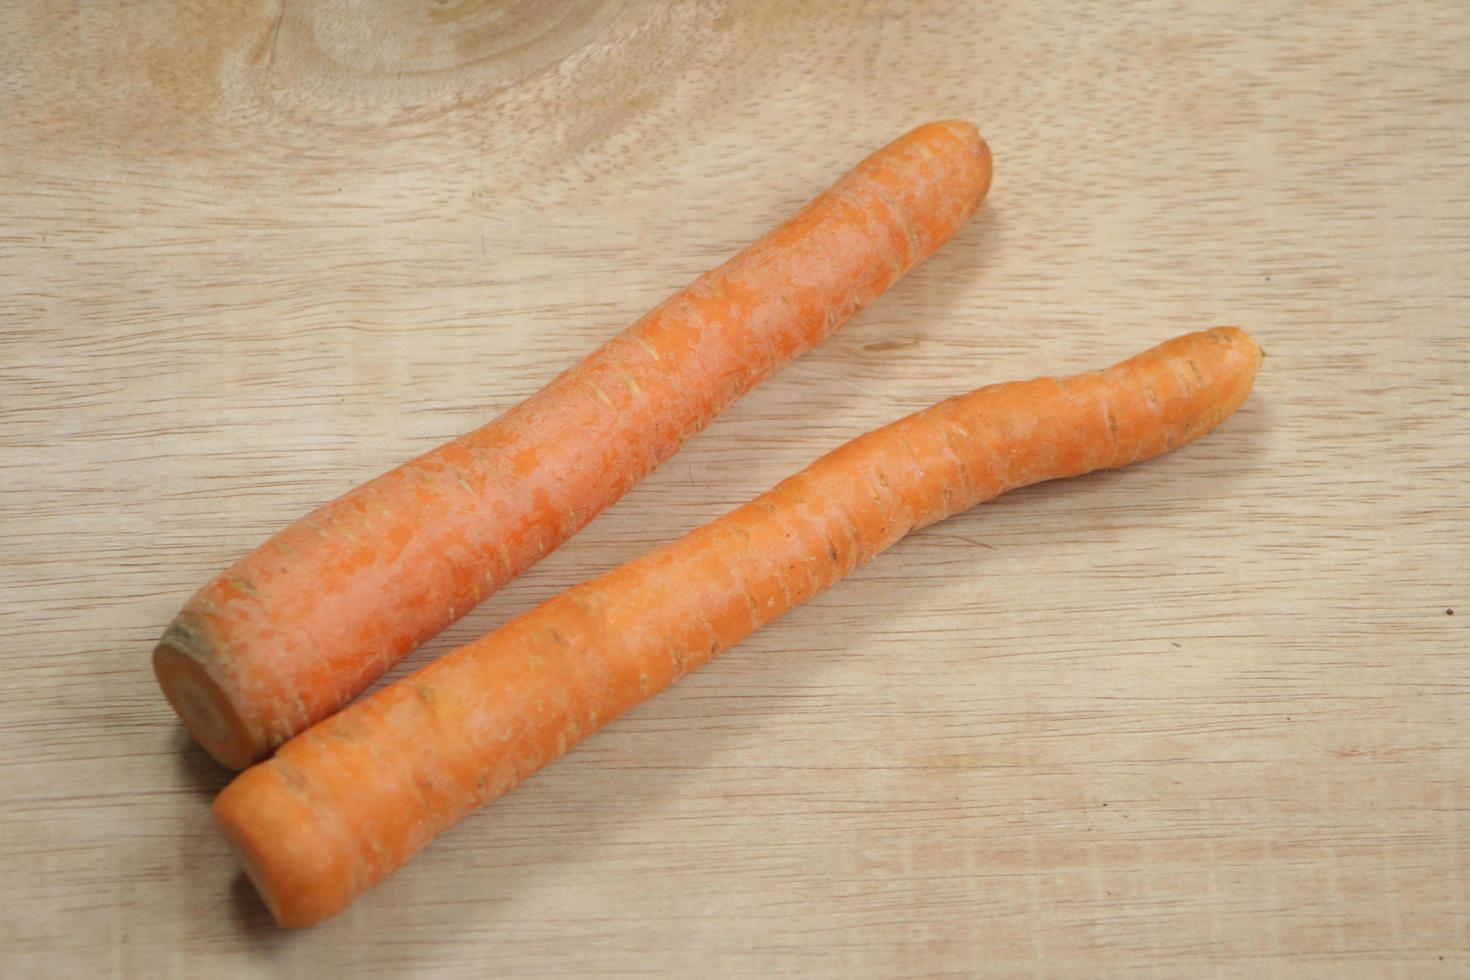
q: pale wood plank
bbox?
[2,1,1466,975]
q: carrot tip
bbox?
[153,641,256,771]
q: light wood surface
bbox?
[3,1,1466,975]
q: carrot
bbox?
[213,328,1262,927]
[154,120,993,769]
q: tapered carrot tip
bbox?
[932,119,993,209]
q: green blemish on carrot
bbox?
[226,576,258,596]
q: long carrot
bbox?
[154,121,992,769]
[213,328,1262,927]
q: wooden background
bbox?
[2,1,1466,975]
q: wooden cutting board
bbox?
[2,1,1465,975]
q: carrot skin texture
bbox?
[155,121,993,769]
[214,328,1263,928]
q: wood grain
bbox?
[2,0,1466,975]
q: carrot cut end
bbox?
[215,803,289,927]
[153,642,257,771]
[213,764,357,928]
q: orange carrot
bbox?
[213,328,1262,927]
[154,121,992,769]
